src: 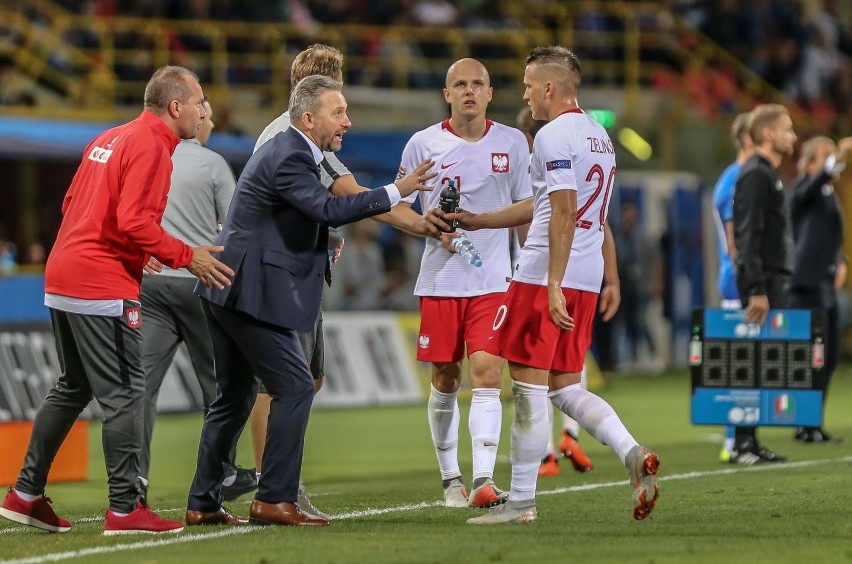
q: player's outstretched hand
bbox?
[440,232,463,254]
[548,285,574,330]
[188,245,234,289]
[395,159,437,198]
[144,256,163,275]
[329,229,345,264]
[420,207,453,236]
[445,208,481,231]
[837,137,852,162]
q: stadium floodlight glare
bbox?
[617,127,653,161]
[587,109,616,128]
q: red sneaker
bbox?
[538,453,561,477]
[559,430,593,473]
[0,487,71,533]
[104,501,184,535]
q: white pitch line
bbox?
[1,455,849,564]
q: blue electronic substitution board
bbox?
[689,308,825,427]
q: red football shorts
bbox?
[487,281,598,373]
[417,293,506,362]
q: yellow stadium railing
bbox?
[2,0,794,123]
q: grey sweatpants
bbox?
[139,275,216,479]
[16,304,144,513]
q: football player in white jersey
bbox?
[444,46,659,524]
[516,107,620,479]
[397,58,532,509]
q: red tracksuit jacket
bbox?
[45,111,194,300]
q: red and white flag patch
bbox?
[126,307,141,329]
[491,153,509,173]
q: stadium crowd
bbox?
[1,0,849,116]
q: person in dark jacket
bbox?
[732,103,798,464]
[787,135,852,443]
[185,75,436,527]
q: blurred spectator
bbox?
[337,221,386,310]
[26,242,46,265]
[380,230,419,311]
[614,201,661,367]
[0,235,16,275]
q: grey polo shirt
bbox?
[159,139,236,278]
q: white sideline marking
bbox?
[1,456,849,563]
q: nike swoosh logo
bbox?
[440,162,458,169]
[483,442,498,447]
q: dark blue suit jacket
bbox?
[197,127,391,331]
[789,169,843,291]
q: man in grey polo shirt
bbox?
[139,98,256,508]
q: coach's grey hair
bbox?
[143,66,199,110]
[287,74,343,122]
[797,136,834,175]
[288,75,343,121]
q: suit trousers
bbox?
[187,300,315,511]
[788,281,838,404]
[17,305,144,513]
[139,275,217,479]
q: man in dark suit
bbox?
[787,135,852,443]
[185,75,436,527]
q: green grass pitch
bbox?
[1,369,851,563]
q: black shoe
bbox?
[753,443,787,463]
[221,466,258,501]
[802,428,842,444]
[729,440,761,465]
[794,427,808,441]
[730,439,787,464]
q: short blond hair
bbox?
[748,104,789,145]
[526,45,581,92]
[291,44,344,86]
[731,112,751,151]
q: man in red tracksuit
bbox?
[0,65,233,535]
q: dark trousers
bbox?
[17,304,144,513]
[788,281,838,418]
[735,273,789,446]
[256,310,324,394]
[187,301,315,511]
[139,275,217,479]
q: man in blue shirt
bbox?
[711,112,752,462]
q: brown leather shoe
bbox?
[185,507,249,526]
[249,500,329,527]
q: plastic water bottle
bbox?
[438,179,461,233]
[452,234,483,267]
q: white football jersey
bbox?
[401,119,532,297]
[515,109,616,292]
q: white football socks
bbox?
[561,367,586,438]
[428,384,462,480]
[469,387,501,482]
[544,405,556,456]
[548,383,637,464]
[508,381,550,502]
